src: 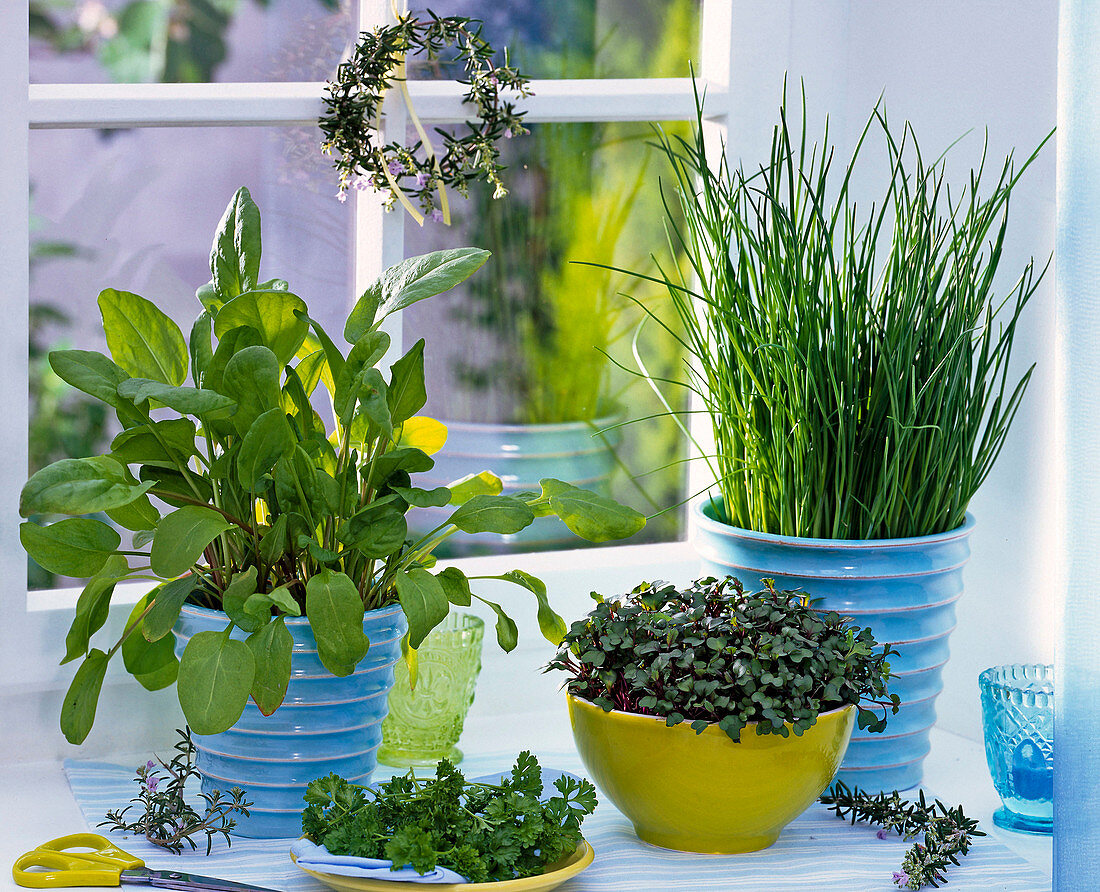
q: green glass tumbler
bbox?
[378,612,485,767]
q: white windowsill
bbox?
[1,539,1050,889]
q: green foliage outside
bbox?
[449,0,700,538]
[30,0,338,83]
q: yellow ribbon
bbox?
[375,0,450,226]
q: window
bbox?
[2,0,732,755]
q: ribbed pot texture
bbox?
[692,501,974,792]
[407,419,619,555]
[173,602,406,838]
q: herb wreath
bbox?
[319,11,531,223]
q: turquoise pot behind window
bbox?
[692,500,975,792]
[173,601,406,838]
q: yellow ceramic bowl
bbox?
[567,694,855,854]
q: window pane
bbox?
[402,120,690,550]
[30,0,351,84]
[407,0,701,80]
[28,124,349,588]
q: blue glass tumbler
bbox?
[978,664,1053,835]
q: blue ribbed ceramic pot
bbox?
[693,500,974,792]
[173,601,406,838]
[407,418,619,555]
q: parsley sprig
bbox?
[302,753,597,882]
[821,782,985,889]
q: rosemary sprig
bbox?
[820,781,985,889]
[99,728,252,855]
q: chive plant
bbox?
[620,86,1050,539]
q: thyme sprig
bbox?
[820,781,985,889]
[319,10,531,220]
[99,728,251,855]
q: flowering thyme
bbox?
[820,782,985,889]
[99,728,251,855]
[319,11,531,220]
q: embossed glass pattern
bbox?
[978,663,1053,835]
[379,613,485,767]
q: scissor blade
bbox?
[121,868,283,892]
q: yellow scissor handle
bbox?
[12,833,145,889]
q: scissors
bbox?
[12,833,281,891]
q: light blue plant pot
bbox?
[408,418,620,555]
[173,601,406,838]
[693,500,974,792]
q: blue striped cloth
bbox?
[65,750,1049,891]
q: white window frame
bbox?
[1,0,732,754]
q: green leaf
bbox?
[344,288,380,345]
[477,596,519,652]
[447,494,534,535]
[48,349,133,412]
[237,407,295,491]
[300,314,346,389]
[139,465,212,508]
[294,349,329,399]
[244,585,301,619]
[62,555,129,665]
[447,471,503,505]
[142,575,199,642]
[370,248,491,325]
[221,345,281,434]
[365,448,435,488]
[386,339,426,425]
[335,331,390,425]
[20,455,153,517]
[436,567,472,607]
[150,506,235,578]
[210,186,262,301]
[196,281,221,314]
[394,568,449,649]
[214,290,309,366]
[354,368,391,437]
[122,595,179,691]
[393,485,452,508]
[19,518,120,578]
[106,495,160,533]
[222,567,262,633]
[117,378,236,415]
[203,324,261,395]
[337,500,407,559]
[111,418,199,469]
[305,570,370,677]
[98,288,188,386]
[190,310,214,387]
[297,535,341,565]
[258,515,289,564]
[246,617,293,716]
[497,569,567,644]
[177,630,256,735]
[61,648,110,744]
[540,478,647,542]
[281,366,319,441]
